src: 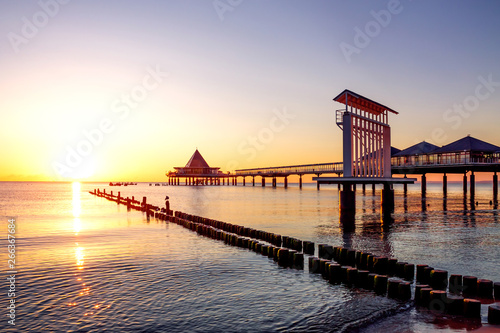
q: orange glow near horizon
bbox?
[2,2,500,182]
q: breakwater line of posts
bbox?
[89,188,500,326]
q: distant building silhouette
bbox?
[166,149,230,186]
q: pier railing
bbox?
[235,162,343,177]
[392,157,500,167]
[235,157,500,178]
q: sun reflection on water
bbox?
[75,245,85,269]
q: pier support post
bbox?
[243,177,245,186]
[443,173,447,197]
[284,176,288,189]
[272,177,276,188]
[316,174,320,190]
[372,184,376,195]
[142,196,147,212]
[381,183,395,213]
[421,174,427,196]
[340,184,356,225]
[470,172,475,200]
[463,173,467,195]
[362,184,366,194]
[494,172,498,203]
[299,175,302,189]
[252,176,255,187]
[262,177,266,187]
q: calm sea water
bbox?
[0,181,499,332]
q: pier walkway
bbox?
[234,162,343,188]
[234,142,500,199]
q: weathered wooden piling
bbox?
[463,298,481,318]
[420,288,433,307]
[340,266,350,283]
[309,257,321,273]
[477,279,494,299]
[293,252,304,269]
[320,259,330,278]
[495,282,500,300]
[328,263,342,284]
[272,247,280,261]
[346,267,358,286]
[387,258,398,276]
[303,241,315,255]
[261,245,269,256]
[395,261,407,278]
[404,264,415,281]
[429,290,447,312]
[489,305,500,324]
[347,250,356,267]
[463,276,478,296]
[421,266,434,285]
[367,273,377,290]
[340,248,349,266]
[387,278,402,299]
[319,244,334,260]
[374,275,388,295]
[373,256,388,275]
[356,270,369,288]
[415,284,430,305]
[277,248,289,267]
[287,250,297,267]
[449,274,463,294]
[398,282,411,301]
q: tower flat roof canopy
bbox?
[334,89,398,115]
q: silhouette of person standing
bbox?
[165,195,170,214]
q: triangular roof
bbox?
[185,149,210,168]
[432,135,500,154]
[391,146,401,156]
[333,89,398,115]
[393,141,440,157]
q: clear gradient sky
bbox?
[1,0,500,182]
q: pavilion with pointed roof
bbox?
[166,149,231,186]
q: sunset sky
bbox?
[1,1,500,182]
